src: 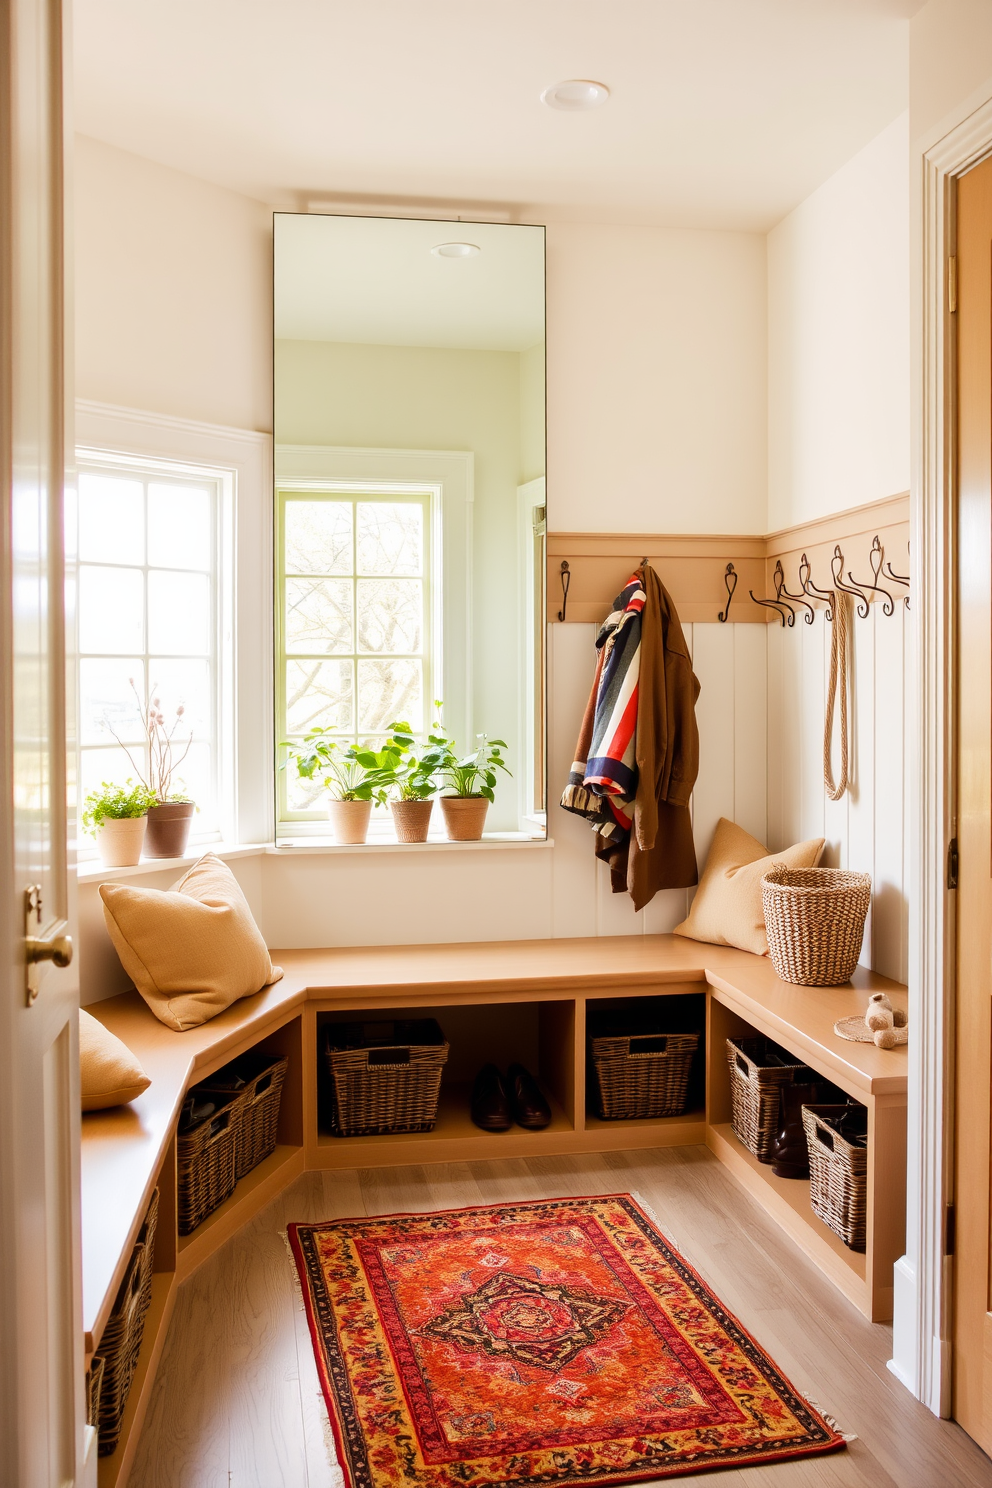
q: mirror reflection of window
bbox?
[273,213,546,843]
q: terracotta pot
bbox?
[144,801,195,859]
[95,816,147,867]
[390,798,434,843]
[440,796,489,842]
[328,798,373,845]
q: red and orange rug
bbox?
[288,1193,844,1487]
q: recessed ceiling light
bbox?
[432,242,481,258]
[541,80,610,112]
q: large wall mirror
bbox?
[273,213,546,842]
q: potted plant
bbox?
[431,716,511,841]
[283,729,395,845]
[381,721,440,843]
[105,680,196,859]
[82,780,157,867]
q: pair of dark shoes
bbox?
[471,1063,552,1132]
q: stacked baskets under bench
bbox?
[178,1050,289,1234]
[89,1186,159,1455]
[323,1020,449,1136]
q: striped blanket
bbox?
[560,573,645,842]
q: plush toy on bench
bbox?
[834,992,908,1050]
[99,853,283,1032]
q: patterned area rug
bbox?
[288,1193,844,1487]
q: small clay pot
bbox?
[440,796,489,842]
[328,798,372,845]
[391,798,434,843]
[95,816,147,867]
[144,801,195,859]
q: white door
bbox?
[0,0,83,1484]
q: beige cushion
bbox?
[100,853,283,1032]
[80,1008,151,1110]
[673,818,825,956]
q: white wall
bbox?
[910,0,992,145]
[75,135,272,432]
[767,114,911,531]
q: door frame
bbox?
[910,89,992,1418]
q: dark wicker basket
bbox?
[323,1019,449,1136]
[86,1352,105,1429]
[177,1092,242,1234]
[762,867,872,985]
[803,1103,868,1251]
[726,1037,816,1162]
[199,1051,289,1179]
[94,1187,159,1455]
[590,1028,699,1120]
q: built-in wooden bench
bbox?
[82,935,908,1488]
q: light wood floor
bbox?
[132,1145,992,1488]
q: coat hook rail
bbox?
[749,561,795,627]
[799,552,834,621]
[830,544,871,619]
[849,535,895,617]
[775,559,815,624]
[557,560,571,622]
[717,562,738,623]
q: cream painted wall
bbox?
[767,114,911,531]
[910,0,992,145]
[544,222,768,535]
[75,135,272,432]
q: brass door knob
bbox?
[25,933,73,968]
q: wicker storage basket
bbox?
[94,1187,159,1455]
[199,1051,289,1180]
[726,1037,816,1162]
[85,1353,105,1429]
[762,867,872,986]
[177,1092,242,1234]
[590,1027,700,1120]
[803,1103,868,1251]
[323,1019,449,1136]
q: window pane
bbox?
[285,659,353,734]
[285,501,352,575]
[148,571,211,655]
[285,577,352,654]
[79,746,148,811]
[286,766,326,814]
[80,660,145,746]
[357,658,422,733]
[149,659,211,745]
[357,502,422,576]
[148,484,212,570]
[357,578,422,654]
[79,565,144,654]
[78,473,144,565]
[169,741,213,822]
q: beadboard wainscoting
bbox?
[767,600,910,983]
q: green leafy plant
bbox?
[423,705,511,803]
[282,729,401,804]
[81,780,157,833]
[381,720,443,801]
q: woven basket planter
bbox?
[324,1019,449,1136]
[590,1030,699,1120]
[762,867,871,986]
[199,1052,290,1180]
[177,1093,242,1234]
[726,1037,815,1162]
[803,1103,868,1251]
[94,1187,159,1455]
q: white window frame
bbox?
[74,401,273,849]
[274,445,472,841]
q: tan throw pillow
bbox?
[80,1008,151,1110]
[673,818,825,956]
[100,853,284,1032]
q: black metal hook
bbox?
[774,559,815,624]
[849,535,895,617]
[830,544,871,619]
[557,560,571,622]
[749,564,795,626]
[717,562,738,623]
[799,552,834,621]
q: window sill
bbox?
[75,843,265,885]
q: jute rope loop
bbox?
[823,590,850,801]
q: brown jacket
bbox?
[595,566,700,908]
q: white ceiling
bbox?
[73,0,921,233]
[275,215,545,351]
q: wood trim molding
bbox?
[548,495,910,626]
